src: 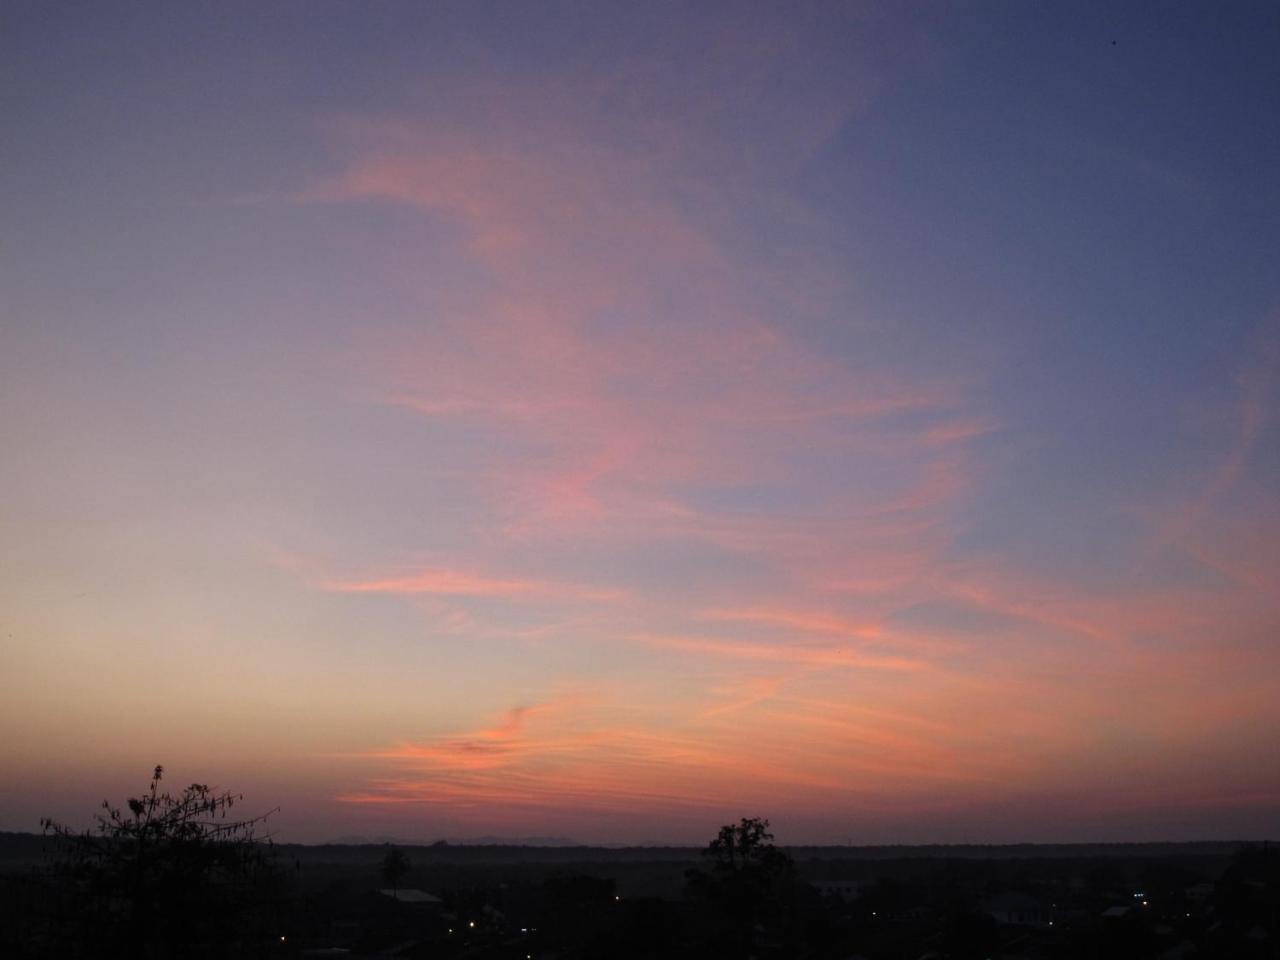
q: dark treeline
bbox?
[0,776,1276,959]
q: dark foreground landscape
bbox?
[2,824,1276,959]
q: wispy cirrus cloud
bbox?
[304,93,975,542]
[6,0,1279,848]
[629,632,928,672]
[326,568,624,603]
[298,86,1023,830]
[698,606,883,640]
[1156,319,1280,594]
[294,15,1280,842]
[367,704,552,771]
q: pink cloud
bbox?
[698,606,883,640]
[304,103,975,547]
[328,569,536,598]
[325,568,623,603]
[301,73,1278,838]
[627,632,928,672]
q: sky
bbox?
[2,1,1278,845]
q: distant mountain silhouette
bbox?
[331,833,580,847]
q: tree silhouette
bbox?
[39,765,281,957]
[382,845,411,895]
[686,818,809,958]
[705,817,788,875]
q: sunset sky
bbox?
[3,2,1278,845]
